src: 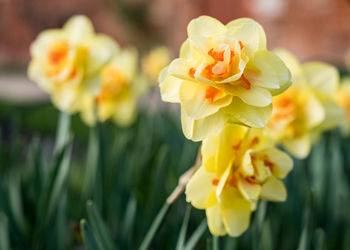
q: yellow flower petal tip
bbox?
[185,124,293,237]
[268,49,344,159]
[28,15,118,114]
[159,16,292,141]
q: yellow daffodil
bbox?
[159,16,291,141]
[28,15,118,113]
[142,46,172,83]
[81,47,145,127]
[186,124,293,237]
[268,49,343,159]
[336,77,350,135]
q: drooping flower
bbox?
[142,46,172,83]
[186,124,293,237]
[336,77,350,135]
[268,50,344,159]
[80,47,146,127]
[159,16,291,141]
[28,15,118,113]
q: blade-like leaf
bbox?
[86,200,117,250]
[81,219,101,250]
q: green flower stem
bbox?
[54,111,71,154]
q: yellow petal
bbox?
[283,134,311,159]
[303,62,339,96]
[237,178,261,201]
[215,124,247,175]
[304,93,325,128]
[226,18,266,57]
[167,58,195,81]
[51,84,80,113]
[274,49,305,84]
[260,176,287,202]
[236,85,272,107]
[30,30,66,61]
[180,80,232,119]
[159,67,182,103]
[244,50,291,95]
[64,15,94,43]
[220,187,251,237]
[258,148,293,179]
[86,34,118,75]
[241,150,255,176]
[28,60,53,92]
[97,99,118,122]
[315,98,344,131]
[185,166,216,209]
[202,134,219,172]
[109,47,138,81]
[206,204,227,236]
[181,108,228,142]
[222,97,272,128]
[187,16,227,38]
[79,94,96,126]
[112,94,136,127]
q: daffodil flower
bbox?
[268,50,344,158]
[159,16,291,141]
[336,77,350,135]
[28,15,117,113]
[81,47,146,127]
[142,46,172,83]
[186,124,293,237]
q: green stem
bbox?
[54,111,71,154]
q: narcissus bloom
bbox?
[186,124,293,237]
[142,46,171,83]
[28,15,117,112]
[159,16,291,141]
[268,50,343,159]
[336,77,350,135]
[81,47,145,126]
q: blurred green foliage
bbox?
[0,100,349,250]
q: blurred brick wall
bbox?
[1,0,350,67]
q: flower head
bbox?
[80,47,145,127]
[142,46,172,83]
[186,124,293,237]
[159,16,291,141]
[268,50,344,158]
[28,15,118,112]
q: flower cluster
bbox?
[186,124,292,236]
[267,50,343,158]
[28,15,145,127]
[158,15,347,237]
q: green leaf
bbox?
[86,200,117,250]
[138,202,171,250]
[81,219,101,250]
[8,171,25,232]
[0,212,10,250]
[184,219,207,250]
[47,141,73,220]
[176,205,191,250]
